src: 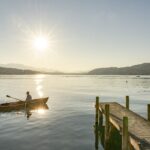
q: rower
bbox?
[26,91,32,102]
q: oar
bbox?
[6,95,27,115]
[6,95,24,102]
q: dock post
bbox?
[105,104,110,150]
[147,104,150,121]
[95,96,99,149]
[95,96,99,125]
[99,109,103,127]
[122,116,129,150]
[126,96,129,110]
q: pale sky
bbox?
[0,0,150,72]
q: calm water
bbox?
[0,75,150,150]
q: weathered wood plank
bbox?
[99,102,150,150]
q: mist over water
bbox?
[0,75,150,150]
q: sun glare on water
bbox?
[37,109,45,114]
[33,36,49,51]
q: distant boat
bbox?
[136,75,140,77]
[0,97,49,112]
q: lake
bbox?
[0,75,150,150]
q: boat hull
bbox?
[0,97,49,112]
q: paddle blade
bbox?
[6,95,10,98]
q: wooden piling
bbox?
[126,96,129,110]
[122,116,128,150]
[147,104,150,121]
[95,96,99,125]
[99,109,103,127]
[95,124,99,149]
[105,104,110,150]
[95,96,99,149]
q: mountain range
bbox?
[0,67,40,75]
[88,63,150,75]
[0,63,150,75]
[0,63,57,72]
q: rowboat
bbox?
[0,97,49,112]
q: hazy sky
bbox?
[0,0,150,72]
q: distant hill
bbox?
[0,63,65,74]
[0,67,41,75]
[0,63,56,73]
[0,63,150,75]
[0,63,37,70]
[88,63,150,75]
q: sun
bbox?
[33,36,49,51]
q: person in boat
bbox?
[26,91,32,102]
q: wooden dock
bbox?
[94,96,150,150]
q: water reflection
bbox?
[0,103,49,120]
[26,107,32,120]
[34,75,45,98]
[25,103,49,120]
[36,109,46,114]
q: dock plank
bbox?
[99,102,150,149]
